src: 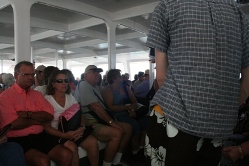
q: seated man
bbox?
[75,65,132,166]
[0,61,72,166]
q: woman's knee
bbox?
[64,141,78,154]
[122,122,134,135]
[81,136,99,151]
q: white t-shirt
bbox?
[34,85,47,96]
[45,94,78,129]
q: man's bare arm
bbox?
[90,102,113,123]
[239,66,249,105]
[155,49,168,88]
[11,111,53,130]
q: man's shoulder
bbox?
[0,85,15,97]
[28,88,45,98]
[80,81,94,89]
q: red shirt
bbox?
[0,83,54,137]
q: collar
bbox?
[13,83,31,94]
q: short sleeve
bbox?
[241,11,249,69]
[146,1,169,53]
[79,81,98,106]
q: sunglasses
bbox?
[54,79,69,83]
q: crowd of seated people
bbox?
[0,61,248,166]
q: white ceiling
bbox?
[0,0,248,68]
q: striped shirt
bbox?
[146,0,249,139]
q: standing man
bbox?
[0,61,72,166]
[145,1,249,166]
[75,65,132,166]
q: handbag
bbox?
[233,97,249,134]
[58,103,93,144]
[58,103,82,132]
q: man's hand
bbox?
[65,129,83,141]
[0,136,7,145]
[222,146,242,161]
[110,121,125,135]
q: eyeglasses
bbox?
[17,73,35,77]
[54,79,69,83]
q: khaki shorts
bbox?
[85,118,106,138]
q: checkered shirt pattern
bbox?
[147,0,249,139]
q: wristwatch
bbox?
[27,111,33,119]
[108,119,113,124]
[80,125,86,130]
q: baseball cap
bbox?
[35,65,46,72]
[137,71,144,77]
[84,65,103,73]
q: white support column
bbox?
[30,47,34,63]
[9,0,34,63]
[149,62,155,88]
[62,59,67,69]
[0,60,3,73]
[124,60,130,74]
[55,50,58,67]
[105,21,117,70]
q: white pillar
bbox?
[30,47,34,63]
[55,50,58,67]
[9,0,34,63]
[105,21,117,70]
[149,62,155,87]
[0,60,3,73]
[62,59,67,69]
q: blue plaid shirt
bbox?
[147,0,249,139]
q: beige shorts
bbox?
[85,118,106,138]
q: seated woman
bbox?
[44,70,99,166]
[102,69,148,160]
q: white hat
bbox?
[84,65,103,73]
[35,65,46,72]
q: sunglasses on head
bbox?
[54,79,69,83]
